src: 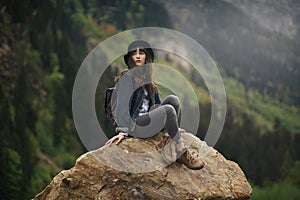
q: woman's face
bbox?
[131,48,146,67]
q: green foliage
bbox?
[54,151,76,169]
[225,77,300,134]
[0,148,23,200]
[216,105,300,186]
[29,162,57,198]
[45,65,65,113]
[247,89,300,133]
[89,0,172,30]
[252,182,300,200]
[35,109,55,155]
[285,161,300,187]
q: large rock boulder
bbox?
[34,131,252,199]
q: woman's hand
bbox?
[105,134,125,146]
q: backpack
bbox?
[104,87,117,121]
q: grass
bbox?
[251,182,300,200]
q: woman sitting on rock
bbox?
[105,40,204,170]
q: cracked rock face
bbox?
[34,131,252,200]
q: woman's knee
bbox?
[164,95,180,106]
[162,104,177,117]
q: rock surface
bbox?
[34,131,252,200]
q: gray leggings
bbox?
[132,95,182,143]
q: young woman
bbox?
[106,40,204,170]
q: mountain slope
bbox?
[160,0,300,105]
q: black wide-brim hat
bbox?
[124,40,154,67]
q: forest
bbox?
[0,0,299,199]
